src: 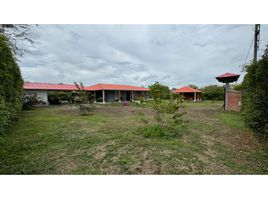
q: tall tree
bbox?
[0,24,34,57]
[0,35,23,134]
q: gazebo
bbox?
[216,72,240,110]
[174,86,202,102]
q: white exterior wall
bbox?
[24,90,48,103]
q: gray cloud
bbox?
[20,24,268,88]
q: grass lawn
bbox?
[0,101,268,174]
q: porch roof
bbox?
[86,84,150,91]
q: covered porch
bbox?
[93,90,148,103]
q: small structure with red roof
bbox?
[174,86,202,102]
[216,72,241,111]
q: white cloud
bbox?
[20,24,268,88]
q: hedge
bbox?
[241,45,268,134]
[0,35,23,134]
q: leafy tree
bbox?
[149,82,170,100]
[0,24,34,57]
[241,44,268,134]
[188,84,198,89]
[74,82,95,115]
[201,85,224,100]
[0,35,23,134]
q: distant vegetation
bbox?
[201,85,224,101]
[149,82,170,100]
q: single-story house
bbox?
[23,82,78,103]
[174,86,202,102]
[23,82,150,104]
[87,84,150,103]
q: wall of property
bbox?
[24,90,48,103]
[226,89,242,112]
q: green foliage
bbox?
[0,35,23,134]
[241,44,268,134]
[22,93,45,110]
[74,82,95,116]
[48,91,75,105]
[142,124,185,139]
[149,82,170,100]
[140,82,186,138]
[232,83,244,91]
[201,85,224,100]
[188,84,198,89]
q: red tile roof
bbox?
[175,86,201,93]
[216,72,240,78]
[86,84,150,91]
[24,82,150,91]
[23,82,79,91]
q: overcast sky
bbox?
[20,24,268,88]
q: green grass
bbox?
[182,100,223,108]
[0,103,267,174]
[218,112,246,129]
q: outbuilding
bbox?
[174,86,202,102]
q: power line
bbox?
[241,34,254,70]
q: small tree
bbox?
[142,82,186,138]
[241,44,268,134]
[74,82,95,115]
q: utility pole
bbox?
[253,24,261,63]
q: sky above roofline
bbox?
[19,24,268,89]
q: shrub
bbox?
[0,35,23,134]
[141,124,185,139]
[48,91,75,105]
[241,44,268,134]
[22,93,44,110]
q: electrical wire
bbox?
[241,34,254,70]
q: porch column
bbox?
[94,91,96,103]
[225,83,229,110]
[119,90,121,102]
[102,90,105,103]
[131,91,134,101]
[194,92,197,102]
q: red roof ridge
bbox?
[175,86,202,93]
[216,72,240,78]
